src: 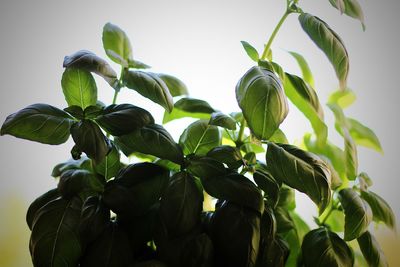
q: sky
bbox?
[0,0,399,265]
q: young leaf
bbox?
[299,13,349,89]
[158,73,189,97]
[360,190,396,229]
[163,97,215,124]
[209,111,237,130]
[179,119,221,156]
[236,66,288,140]
[339,188,373,240]
[102,22,133,66]
[63,50,118,88]
[114,124,184,165]
[329,0,366,30]
[26,189,60,230]
[357,231,389,267]
[266,142,331,213]
[240,41,260,62]
[301,227,354,267]
[328,88,356,109]
[206,145,243,169]
[70,120,111,163]
[1,103,75,145]
[288,51,314,87]
[95,104,154,136]
[94,145,121,180]
[61,68,97,110]
[269,128,289,144]
[123,70,174,112]
[30,197,83,267]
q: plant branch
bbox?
[236,117,246,145]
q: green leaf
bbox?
[70,120,111,163]
[259,236,289,267]
[210,201,260,267]
[284,72,327,145]
[115,124,184,165]
[266,142,331,213]
[206,145,243,169]
[301,227,354,267]
[299,13,349,89]
[58,169,104,199]
[181,233,214,267]
[26,189,60,230]
[329,0,366,30]
[102,22,133,66]
[269,128,289,144]
[179,119,221,156]
[277,186,296,211]
[339,188,373,240]
[236,66,288,140]
[95,104,154,136]
[123,70,174,112]
[162,97,215,124]
[128,58,151,69]
[275,206,295,233]
[288,51,314,87]
[63,50,118,88]
[51,157,91,178]
[357,231,388,267]
[61,68,97,109]
[253,170,280,208]
[160,171,203,237]
[325,209,345,232]
[209,111,237,130]
[360,190,396,229]
[187,157,229,179]
[1,103,74,145]
[240,41,260,62]
[95,145,121,180]
[158,73,189,97]
[30,197,83,267]
[328,88,356,109]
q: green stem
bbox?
[260,10,291,60]
[237,117,246,144]
[112,90,119,104]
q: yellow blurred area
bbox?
[0,195,398,266]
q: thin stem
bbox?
[112,90,119,104]
[237,117,246,144]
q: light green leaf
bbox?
[209,112,236,130]
[329,0,366,30]
[61,68,97,109]
[240,41,260,62]
[158,73,189,97]
[163,97,214,124]
[236,66,288,140]
[299,13,349,89]
[328,88,356,109]
[95,145,121,180]
[288,51,314,87]
[102,23,133,66]
[360,190,396,230]
[357,231,389,267]
[269,128,289,144]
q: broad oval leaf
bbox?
[26,189,60,230]
[58,169,104,199]
[360,190,396,229]
[123,70,174,112]
[253,170,280,208]
[288,51,314,87]
[329,0,365,30]
[269,128,289,144]
[1,103,74,145]
[206,145,243,169]
[301,227,354,267]
[209,111,237,130]
[163,98,215,124]
[63,50,118,88]
[258,236,290,267]
[240,41,260,62]
[61,68,97,109]
[30,197,82,267]
[95,145,122,180]
[357,231,388,267]
[115,124,184,165]
[159,171,203,238]
[70,120,111,163]
[266,142,331,213]
[181,233,214,267]
[187,157,229,179]
[179,119,221,156]
[299,13,349,89]
[236,66,288,140]
[102,22,133,66]
[51,157,91,178]
[339,188,373,240]
[95,104,154,136]
[158,73,189,97]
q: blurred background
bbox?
[0,0,399,265]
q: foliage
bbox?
[0,1,394,266]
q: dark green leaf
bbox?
[329,0,365,30]
[207,145,242,169]
[26,189,60,230]
[123,70,174,112]
[299,13,349,89]
[63,50,118,88]
[179,119,221,156]
[259,236,289,267]
[209,111,236,130]
[51,157,91,178]
[70,120,111,163]
[95,145,121,180]
[241,41,260,62]
[328,88,356,109]
[259,206,277,254]
[288,51,314,87]
[160,171,203,237]
[266,142,331,213]
[158,73,189,97]
[236,66,288,140]
[275,206,295,233]
[102,22,133,66]
[181,233,214,267]
[163,97,214,124]
[360,190,396,229]
[64,105,85,120]
[115,124,184,165]
[187,157,229,179]
[61,68,97,109]
[253,170,280,208]
[339,188,373,240]
[95,104,154,136]
[301,227,354,267]
[30,197,82,267]
[357,231,388,267]
[1,103,74,145]
[58,169,104,199]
